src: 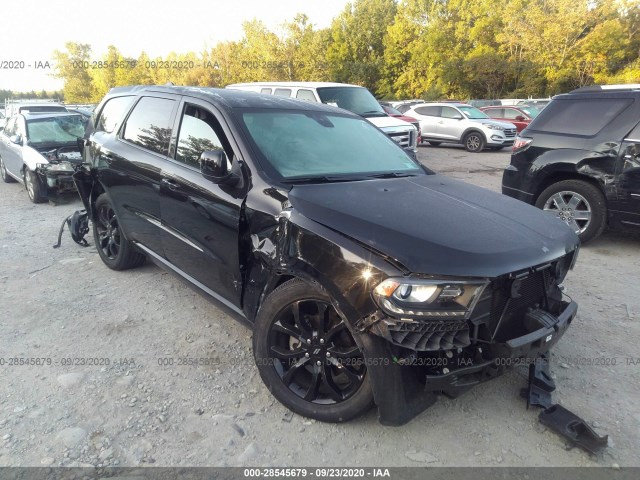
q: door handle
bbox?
[162,178,181,191]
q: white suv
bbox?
[405,103,517,152]
[226,82,418,155]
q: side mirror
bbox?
[453,114,463,120]
[515,115,526,121]
[200,150,228,182]
[9,134,22,145]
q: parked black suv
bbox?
[502,85,640,243]
[76,85,579,425]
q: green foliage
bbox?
[47,0,640,102]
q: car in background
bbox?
[405,103,517,152]
[66,107,94,125]
[226,82,418,156]
[391,100,425,114]
[379,102,421,143]
[480,105,540,132]
[517,99,550,110]
[3,98,68,118]
[0,112,85,203]
[468,99,501,108]
[0,110,5,130]
[503,84,640,243]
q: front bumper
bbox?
[359,299,577,426]
[35,163,77,198]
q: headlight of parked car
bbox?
[373,278,488,320]
[485,124,505,131]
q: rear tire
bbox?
[253,278,374,423]
[535,180,607,243]
[24,168,45,203]
[463,132,485,152]
[93,193,146,270]
[0,157,16,183]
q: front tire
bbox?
[463,132,485,152]
[93,193,146,270]
[24,168,45,203]
[0,157,16,183]
[253,278,374,423]
[535,180,607,243]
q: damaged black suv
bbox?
[76,85,580,425]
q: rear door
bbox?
[615,122,640,226]
[90,94,178,257]
[159,98,246,308]
[412,106,442,139]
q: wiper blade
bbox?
[367,172,417,179]
[361,111,387,117]
[281,175,367,184]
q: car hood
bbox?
[366,115,416,129]
[288,175,578,278]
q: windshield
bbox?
[26,115,85,144]
[240,111,423,180]
[316,87,386,117]
[458,106,489,119]
[382,105,402,116]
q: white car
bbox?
[0,112,85,203]
[405,103,518,152]
[226,82,418,155]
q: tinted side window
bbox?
[485,108,504,117]
[503,108,521,119]
[260,88,272,94]
[123,97,175,155]
[274,88,292,97]
[175,104,229,169]
[296,89,317,102]
[626,121,640,140]
[414,106,441,117]
[3,117,17,137]
[96,96,134,133]
[531,98,633,136]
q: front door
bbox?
[614,122,640,226]
[159,98,246,308]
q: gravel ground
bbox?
[0,144,638,468]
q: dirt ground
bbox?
[0,144,638,468]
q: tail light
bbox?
[512,136,532,153]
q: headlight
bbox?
[373,277,488,319]
[486,124,505,131]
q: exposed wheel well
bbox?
[534,172,607,205]
[462,129,486,142]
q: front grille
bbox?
[386,319,470,350]
[504,128,517,138]
[386,129,415,149]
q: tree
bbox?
[52,43,94,103]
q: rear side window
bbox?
[123,97,175,155]
[414,106,440,117]
[530,98,633,136]
[503,108,521,119]
[96,96,134,133]
[260,88,272,94]
[296,89,317,102]
[274,88,292,97]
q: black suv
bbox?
[76,85,579,425]
[502,85,640,243]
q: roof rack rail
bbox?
[570,84,640,93]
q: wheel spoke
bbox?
[315,303,330,336]
[551,193,568,210]
[566,195,582,210]
[325,321,347,341]
[272,320,301,339]
[320,363,344,401]
[303,366,322,401]
[573,210,591,221]
[282,357,309,386]
[270,345,306,360]
[327,345,361,359]
[329,357,362,384]
[568,219,581,233]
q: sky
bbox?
[0,0,351,92]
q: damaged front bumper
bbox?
[35,162,78,199]
[357,266,577,426]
